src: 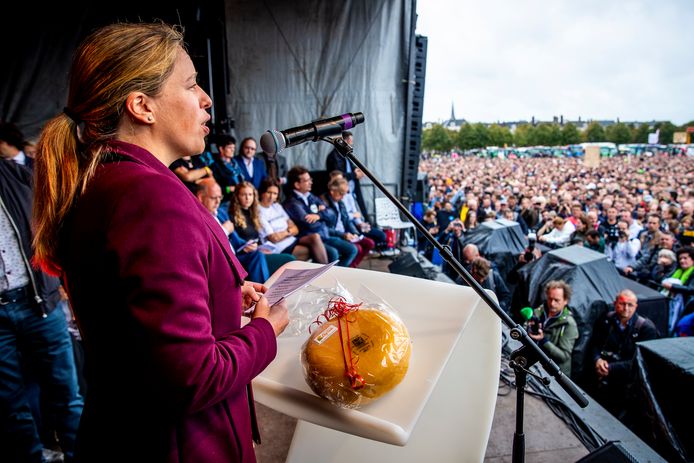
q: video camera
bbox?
[606,226,620,244]
[520,307,542,335]
[599,350,621,363]
[524,231,537,262]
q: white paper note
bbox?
[263,260,339,306]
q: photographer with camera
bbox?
[521,230,540,264]
[587,290,658,418]
[605,220,641,273]
[525,280,579,376]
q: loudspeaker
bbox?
[388,252,427,279]
[576,441,637,463]
[401,33,427,202]
[388,248,456,284]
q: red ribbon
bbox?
[310,296,365,390]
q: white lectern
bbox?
[255,261,501,462]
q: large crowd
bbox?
[418,153,693,322]
[417,151,693,424]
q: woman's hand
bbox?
[221,220,234,235]
[286,221,299,236]
[268,228,294,242]
[242,241,258,253]
[252,296,289,337]
[242,281,267,311]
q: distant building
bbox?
[424,112,661,134]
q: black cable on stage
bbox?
[497,348,606,451]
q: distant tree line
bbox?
[421,120,691,153]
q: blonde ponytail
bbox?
[32,114,82,275]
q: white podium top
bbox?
[254,261,501,446]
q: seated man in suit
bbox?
[321,177,375,268]
[195,178,269,282]
[235,137,267,190]
[283,166,358,267]
[327,170,388,254]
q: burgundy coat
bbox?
[60,141,276,462]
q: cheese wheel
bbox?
[301,307,411,408]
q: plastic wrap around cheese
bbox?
[301,307,411,409]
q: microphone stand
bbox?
[323,136,589,463]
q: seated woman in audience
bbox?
[229,181,296,274]
[257,179,330,264]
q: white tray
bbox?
[253,261,501,446]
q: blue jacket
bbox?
[282,191,331,240]
[321,193,359,238]
[234,155,267,190]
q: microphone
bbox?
[520,307,541,335]
[519,307,534,320]
[260,112,364,155]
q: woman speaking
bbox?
[32,22,287,462]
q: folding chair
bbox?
[374,197,415,250]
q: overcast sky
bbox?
[416,0,694,125]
